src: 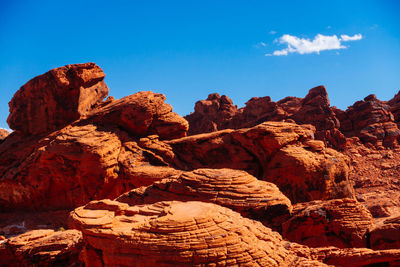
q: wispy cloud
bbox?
[269,30,277,35]
[340,34,362,41]
[266,33,363,56]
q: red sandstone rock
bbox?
[70,199,325,266]
[0,129,9,141]
[88,91,188,140]
[185,93,238,135]
[282,198,375,248]
[116,168,292,230]
[0,123,183,211]
[370,216,400,250]
[339,94,400,148]
[0,229,82,266]
[286,242,400,267]
[140,122,354,203]
[7,63,109,135]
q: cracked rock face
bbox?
[7,63,109,135]
[140,121,354,203]
[69,200,325,267]
[282,198,375,248]
[0,229,82,266]
[116,168,292,230]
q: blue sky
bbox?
[1,0,399,130]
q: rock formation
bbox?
[116,168,292,229]
[0,128,9,141]
[140,122,354,203]
[7,63,109,135]
[1,62,400,266]
[0,229,82,266]
[282,198,375,248]
[70,199,324,266]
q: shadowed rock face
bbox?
[115,168,292,230]
[0,229,82,266]
[69,200,325,267]
[282,198,375,248]
[7,63,109,135]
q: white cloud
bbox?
[269,30,277,35]
[259,42,267,47]
[340,34,362,41]
[266,33,363,56]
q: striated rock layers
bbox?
[0,229,83,266]
[0,63,353,210]
[1,62,400,266]
[282,198,375,248]
[186,86,400,150]
[140,122,354,203]
[70,199,325,267]
[116,168,292,229]
[0,63,188,211]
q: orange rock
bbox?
[370,216,400,250]
[0,123,182,211]
[88,91,188,140]
[286,242,400,267]
[70,200,325,266]
[140,122,354,203]
[0,129,9,141]
[282,198,375,248]
[116,168,292,230]
[7,63,109,135]
[0,229,82,266]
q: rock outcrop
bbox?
[338,94,400,148]
[7,63,109,135]
[370,216,400,250]
[70,199,325,266]
[116,168,292,229]
[87,91,188,140]
[0,64,188,211]
[286,242,400,267]
[0,229,82,266]
[0,129,9,141]
[140,122,354,203]
[282,198,375,248]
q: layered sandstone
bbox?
[140,122,354,203]
[70,200,325,266]
[0,229,82,266]
[116,168,292,229]
[282,198,375,248]
[7,63,109,135]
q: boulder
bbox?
[88,91,188,140]
[185,93,237,135]
[116,168,292,230]
[370,216,400,250]
[282,198,375,248]
[70,199,325,266]
[0,229,82,266]
[7,63,109,135]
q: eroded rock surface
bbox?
[7,63,109,135]
[70,200,325,266]
[116,168,292,229]
[282,198,375,248]
[140,122,354,203]
[0,229,82,266]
